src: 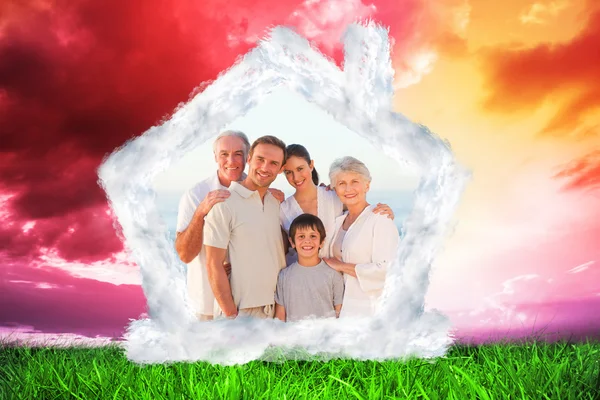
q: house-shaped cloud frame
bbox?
[98,22,471,365]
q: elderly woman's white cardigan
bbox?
[328,204,400,318]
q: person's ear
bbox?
[309,160,314,170]
[288,237,295,249]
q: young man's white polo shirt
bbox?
[176,171,230,316]
[203,181,286,310]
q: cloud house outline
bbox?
[98,21,471,365]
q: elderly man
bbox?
[175,130,283,321]
[204,135,288,319]
[323,156,400,318]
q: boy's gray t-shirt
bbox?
[274,260,345,322]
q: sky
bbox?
[1,0,599,344]
[152,86,420,234]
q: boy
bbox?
[274,213,344,322]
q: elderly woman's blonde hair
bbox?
[329,156,372,186]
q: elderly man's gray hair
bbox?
[213,130,251,158]
[329,156,372,185]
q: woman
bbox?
[323,156,400,318]
[279,144,394,266]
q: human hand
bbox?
[373,203,395,220]
[268,188,285,203]
[323,257,344,272]
[319,183,333,191]
[223,262,232,276]
[197,189,230,217]
[221,303,238,319]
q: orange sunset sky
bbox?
[396,0,600,318]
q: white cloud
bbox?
[520,1,569,25]
[35,282,61,289]
[501,274,539,295]
[8,280,35,285]
[0,326,117,347]
[99,22,470,365]
[567,260,594,274]
[451,0,471,37]
[434,160,599,283]
[226,0,472,90]
[394,50,439,89]
[288,0,377,50]
[391,0,472,89]
[21,221,36,233]
[0,193,16,226]
[467,274,540,326]
[31,282,76,290]
[35,248,141,286]
[227,0,377,49]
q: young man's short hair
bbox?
[289,214,326,245]
[249,135,287,165]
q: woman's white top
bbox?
[328,205,400,318]
[331,227,346,260]
[280,186,344,265]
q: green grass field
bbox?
[1,340,599,399]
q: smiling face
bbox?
[333,171,370,207]
[214,135,246,186]
[283,156,314,191]
[247,143,284,189]
[290,225,323,259]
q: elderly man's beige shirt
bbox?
[203,181,286,310]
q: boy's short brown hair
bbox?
[289,213,326,245]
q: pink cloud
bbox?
[450,297,600,344]
[1,261,146,338]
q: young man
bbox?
[275,213,344,322]
[175,131,286,321]
[203,135,288,319]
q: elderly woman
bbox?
[280,144,395,266]
[323,156,400,318]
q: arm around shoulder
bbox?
[175,185,231,264]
